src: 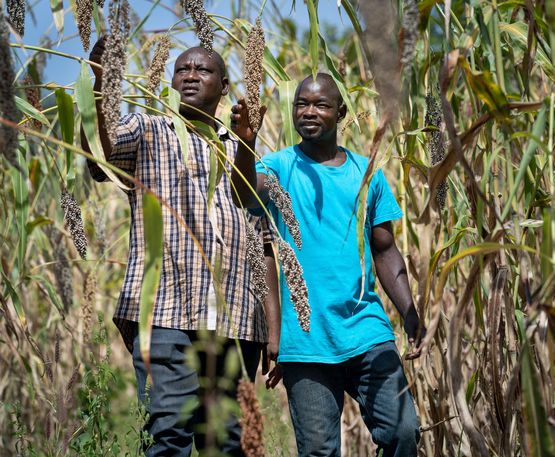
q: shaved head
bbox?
[295,73,344,108]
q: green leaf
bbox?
[28,274,66,316]
[306,0,319,80]
[167,87,189,165]
[11,147,29,276]
[319,32,359,129]
[50,0,64,35]
[278,80,299,147]
[74,61,130,190]
[460,58,509,119]
[515,311,555,457]
[263,48,290,82]
[56,88,76,192]
[15,95,49,127]
[2,272,26,328]
[139,192,164,374]
[190,120,225,208]
[25,217,53,235]
[501,105,546,220]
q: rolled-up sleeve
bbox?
[249,213,277,244]
[87,113,143,182]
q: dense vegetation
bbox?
[1,1,554,455]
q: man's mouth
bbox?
[181,86,199,95]
[300,122,320,129]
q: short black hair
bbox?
[296,73,344,107]
[176,47,227,79]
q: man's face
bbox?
[171,48,229,118]
[292,78,344,143]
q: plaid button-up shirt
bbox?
[89,113,271,351]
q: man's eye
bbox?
[317,104,330,109]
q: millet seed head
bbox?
[146,34,171,106]
[0,14,20,171]
[400,0,419,80]
[60,191,89,260]
[278,239,310,332]
[101,0,130,146]
[237,378,265,457]
[244,17,265,133]
[246,222,269,304]
[425,89,448,210]
[76,0,93,51]
[265,174,302,249]
[7,0,25,36]
[183,0,213,54]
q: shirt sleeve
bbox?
[367,168,403,227]
[86,113,143,183]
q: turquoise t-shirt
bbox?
[256,145,403,363]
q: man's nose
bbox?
[302,105,317,117]
[183,69,200,81]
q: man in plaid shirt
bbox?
[83,38,280,456]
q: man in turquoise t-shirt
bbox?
[230,73,425,457]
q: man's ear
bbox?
[338,103,347,122]
[221,76,230,96]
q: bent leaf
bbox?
[278,80,299,147]
[75,61,130,191]
[167,87,189,164]
[139,192,164,375]
[56,88,75,192]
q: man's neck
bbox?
[181,111,217,129]
[299,138,344,166]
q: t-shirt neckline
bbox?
[294,144,350,171]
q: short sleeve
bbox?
[367,169,403,227]
[87,113,143,182]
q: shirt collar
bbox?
[166,116,231,140]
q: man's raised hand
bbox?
[88,37,106,79]
[230,99,266,143]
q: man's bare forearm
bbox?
[231,139,257,206]
[263,243,281,349]
[373,245,416,319]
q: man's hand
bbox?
[403,306,426,360]
[89,37,106,79]
[262,339,282,389]
[230,99,266,143]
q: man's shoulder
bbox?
[261,145,296,163]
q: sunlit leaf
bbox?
[139,192,164,374]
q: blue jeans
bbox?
[282,341,420,457]
[132,326,261,456]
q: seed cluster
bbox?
[96,0,105,7]
[246,222,269,304]
[425,91,448,209]
[93,204,107,255]
[82,270,96,343]
[146,34,171,105]
[60,191,88,260]
[400,0,419,80]
[101,0,130,147]
[76,0,93,51]
[0,14,20,170]
[244,17,265,133]
[56,249,74,311]
[22,75,42,130]
[237,377,265,457]
[7,0,25,36]
[278,239,310,332]
[340,111,371,135]
[265,174,302,249]
[183,0,213,54]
